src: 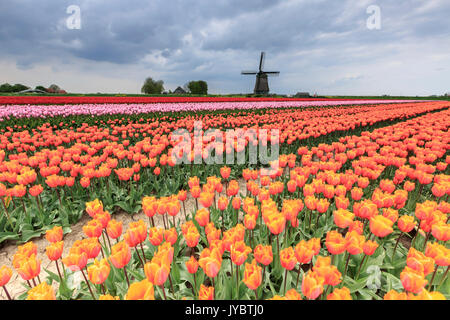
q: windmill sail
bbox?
[241,52,279,95]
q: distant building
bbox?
[173,86,187,94]
[294,92,310,98]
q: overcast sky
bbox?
[1,0,449,95]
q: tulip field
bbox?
[0,97,449,300]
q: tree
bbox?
[0,83,13,92]
[141,77,164,94]
[12,83,29,92]
[35,85,47,91]
[48,84,61,92]
[187,80,208,95]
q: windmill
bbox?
[241,52,280,95]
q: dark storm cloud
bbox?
[0,0,449,94]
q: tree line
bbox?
[0,83,66,93]
[141,77,208,95]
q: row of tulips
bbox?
[0,106,448,300]
[0,96,414,106]
[0,102,447,242]
[0,100,420,122]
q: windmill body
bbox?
[241,52,279,95]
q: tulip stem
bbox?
[32,278,37,287]
[104,231,112,251]
[162,214,167,229]
[26,280,33,288]
[276,235,280,261]
[1,198,14,230]
[193,272,197,295]
[135,247,144,267]
[410,227,419,248]
[236,265,239,299]
[437,266,449,290]
[80,268,96,300]
[392,233,402,260]
[283,269,288,294]
[161,285,167,300]
[296,263,302,288]
[308,210,312,231]
[355,255,367,280]
[139,242,147,263]
[3,286,12,300]
[342,252,351,287]
[254,289,258,300]
[427,267,438,291]
[55,260,63,281]
[262,265,266,285]
[123,266,130,287]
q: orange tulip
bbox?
[397,215,416,233]
[124,220,147,247]
[26,282,56,300]
[243,259,262,290]
[198,284,214,300]
[406,248,435,276]
[285,288,302,300]
[16,254,41,281]
[253,244,273,266]
[83,219,103,238]
[148,227,164,246]
[46,241,64,261]
[345,231,365,255]
[45,226,63,243]
[87,258,110,285]
[186,256,199,274]
[325,230,346,255]
[144,256,171,286]
[85,199,103,218]
[63,252,88,272]
[164,227,178,245]
[266,212,286,235]
[383,289,408,300]
[195,208,210,227]
[333,209,354,229]
[370,215,394,238]
[327,287,352,300]
[199,247,222,278]
[99,294,120,300]
[231,241,252,266]
[106,219,123,240]
[0,265,12,287]
[109,241,131,269]
[431,222,450,242]
[302,271,324,300]
[400,266,428,294]
[362,240,379,256]
[280,247,297,270]
[125,279,155,300]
